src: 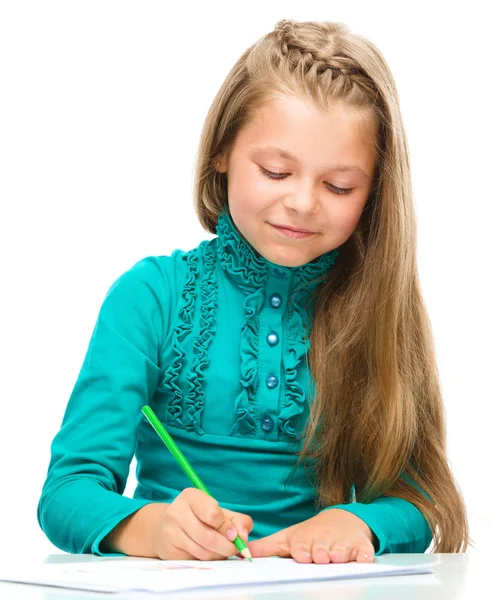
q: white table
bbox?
[0,553,489,599]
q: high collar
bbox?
[215,207,339,294]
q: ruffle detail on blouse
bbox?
[229,286,265,437]
[163,250,200,428]
[216,209,267,290]
[279,249,340,439]
[183,243,218,434]
[217,210,269,438]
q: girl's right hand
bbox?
[152,488,254,560]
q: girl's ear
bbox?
[214,154,227,173]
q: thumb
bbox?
[248,530,291,558]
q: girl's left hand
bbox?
[247,508,376,564]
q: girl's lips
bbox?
[271,224,315,239]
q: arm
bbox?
[37,256,171,556]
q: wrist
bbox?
[102,502,167,557]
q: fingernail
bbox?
[242,528,249,540]
[226,528,237,542]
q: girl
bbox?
[38,19,470,563]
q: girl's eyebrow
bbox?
[251,145,370,179]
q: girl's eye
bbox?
[257,166,354,196]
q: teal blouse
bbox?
[37,208,433,556]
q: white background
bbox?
[1,1,494,559]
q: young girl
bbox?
[38,19,469,563]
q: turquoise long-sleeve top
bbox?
[38,208,433,557]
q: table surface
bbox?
[0,552,489,599]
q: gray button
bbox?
[261,416,274,432]
[267,332,279,346]
[266,374,279,389]
[274,267,287,277]
[269,293,282,308]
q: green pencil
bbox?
[141,405,253,562]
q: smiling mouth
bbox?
[270,224,315,239]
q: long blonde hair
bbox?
[193,19,470,552]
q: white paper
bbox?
[0,556,434,594]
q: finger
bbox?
[305,532,330,564]
[161,542,195,561]
[309,541,332,564]
[290,537,313,564]
[292,547,313,563]
[176,526,228,561]
[356,544,375,562]
[187,488,229,532]
[248,531,291,558]
[182,504,239,559]
[328,542,353,563]
[222,509,254,541]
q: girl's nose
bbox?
[282,182,320,215]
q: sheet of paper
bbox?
[0,556,434,593]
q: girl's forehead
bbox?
[243,96,375,146]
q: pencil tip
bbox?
[240,547,253,561]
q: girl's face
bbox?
[214,94,378,267]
